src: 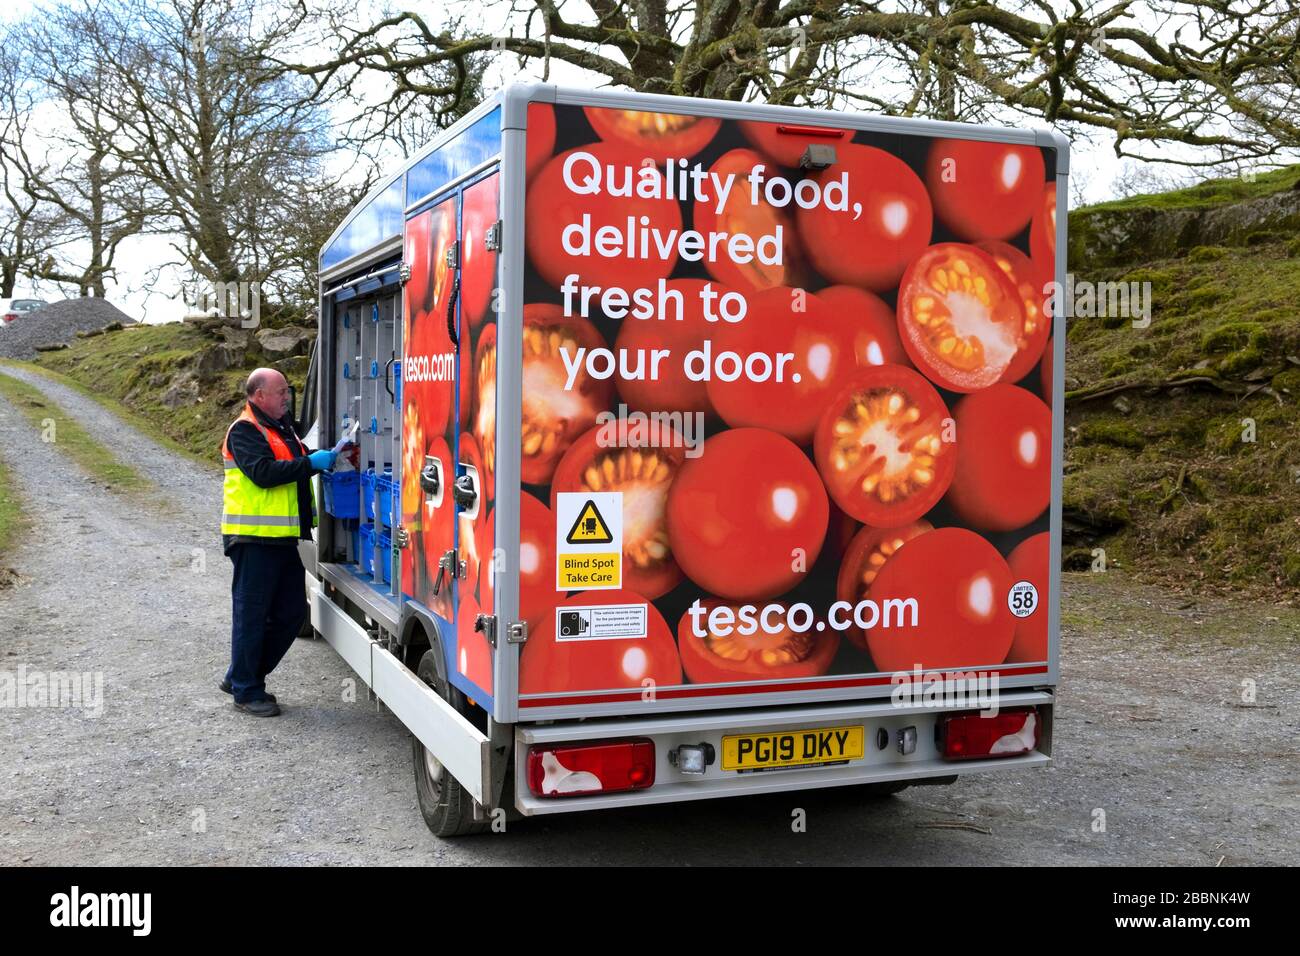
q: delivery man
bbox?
[220,367,336,717]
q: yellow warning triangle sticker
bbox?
[565,499,614,544]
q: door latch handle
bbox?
[453,473,477,509]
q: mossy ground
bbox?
[0,454,23,559]
[1085,165,1300,213]
[1062,221,1300,602]
[28,323,308,464]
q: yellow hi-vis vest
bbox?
[220,403,314,538]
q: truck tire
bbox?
[412,649,490,838]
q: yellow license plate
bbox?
[722,726,865,773]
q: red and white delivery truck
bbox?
[304,83,1067,836]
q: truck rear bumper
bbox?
[514,690,1053,815]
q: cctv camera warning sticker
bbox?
[555,604,648,642]
[556,492,623,590]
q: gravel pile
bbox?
[0,298,137,360]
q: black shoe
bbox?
[220,679,276,703]
[234,699,281,717]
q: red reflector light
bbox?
[940,708,1040,761]
[776,124,846,139]
[526,739,656,798]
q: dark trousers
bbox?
[226,543,307,704]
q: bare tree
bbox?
[281,0,1300,169]
[52,0,344,317]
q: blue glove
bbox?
[308,449,337,472]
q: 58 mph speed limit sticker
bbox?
[1008,581,1040,618]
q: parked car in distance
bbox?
[0,298,48,326]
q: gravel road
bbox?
[2,367,1297,866]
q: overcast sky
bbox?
[0,1,1237,322]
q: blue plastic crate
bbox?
[321,470,359,519]
[360,468,377,521]
[376,471,397,528]
[359,522,376,576]
[378,529,392,584]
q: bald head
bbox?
[245,368,291,419]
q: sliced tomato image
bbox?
[614,278,716,416]
[458,318,472,429]
[813,285,910,368]
[472,324,497,504]
[551,426,686,600]
[975,240,1051,385]
[527,143,683,291]
[694,148,806,292]
[520,304,614,485]
[924,139,1046,241]
[947,384,1051,531]
[1006,532,1050,663]
[667,428,829,601]
[706,287,860,445]
[836,521,933,650]
[584,107,720,157]
[795,143,932,292]
[738,120,849,168]
[1030,182,1057,278]
[677,600,838,684]
[400,403,427,587]
[526,102,557,181]
[519,589,682,694]
[456,585,493,695]
[813,365,956,527]
[866,527,1015,672]
[481,492,558,633]
[897,242,1026,392]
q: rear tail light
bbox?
[939,708,1040,761]
[526,739,655,798]
[2,313,16,324]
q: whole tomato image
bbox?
[520,304,614,485]
[400,403,427,587]
[813,365,956,527]
[836,521,932,650]
[947,384,1051,531]
[614,278,717,416]
[480,492,557,633]
[866,527,1015,671]
[925,139,1046,241]
[667,428,829,601]
[472,324,496,505]
[677,600,838,684]
[738,120,849,168]
[420,433,455,606]
[706,287,860,445]
[460,175,499,331]
[519,589,683,694]
[1040,337,1054,399]
[1006,532,1050,663]
[795,143,932,291]
[403,215,430,323]
[551,426,686,600]
[457,318,472,429]
[821,501,860,564]
[457,432,486,587]
[526,103,556,181]
[896,242,1026,392]
[456,585,493,695]
[1030,182,1057,277]
[423,201,457,315]
[527,143,683,291]
[975,240,1051,385]
[584,107,720,157]
[813,285,909,368]
[694,149,806,292]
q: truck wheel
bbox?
[412,649,490,838]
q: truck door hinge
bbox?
[475,613,497,648]
[484,220,503,252]
[398,263,411,284]
[506,621,528,645]
[444,240,460,269]
[395,526,410,549]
